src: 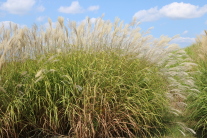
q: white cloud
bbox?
[0,0,35,15]
[58,1,84,14]
[58,1,99,14]
[160,2,207,19]
[0,21,17,28]
[36,16,46,22]
[133,7,161,22]
[199,30,207,36]
[81,17,97,24]
[133,2,207,22]
[87,5,99,11]
[90,18,97,24]
[37,5,45,12]
[0,21,26,28]
[182,30,188,34]
[171,37,195,47]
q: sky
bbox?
[0,0,207,47]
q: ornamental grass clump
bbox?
[0,17,198,137]
[0,51,170,137]
[185,31,207,138]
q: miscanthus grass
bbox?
[185,31,207,138]
[0,17,197,137]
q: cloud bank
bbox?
[58,1,99,14]
[58,1,84,14]
[0,0,35,15]
[133,2,207,22]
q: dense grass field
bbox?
[0,17,206,137]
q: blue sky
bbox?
[1,0,207,47]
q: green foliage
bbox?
[0,50,171,137]
[0,16,197,137]
[185,36,207,138]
